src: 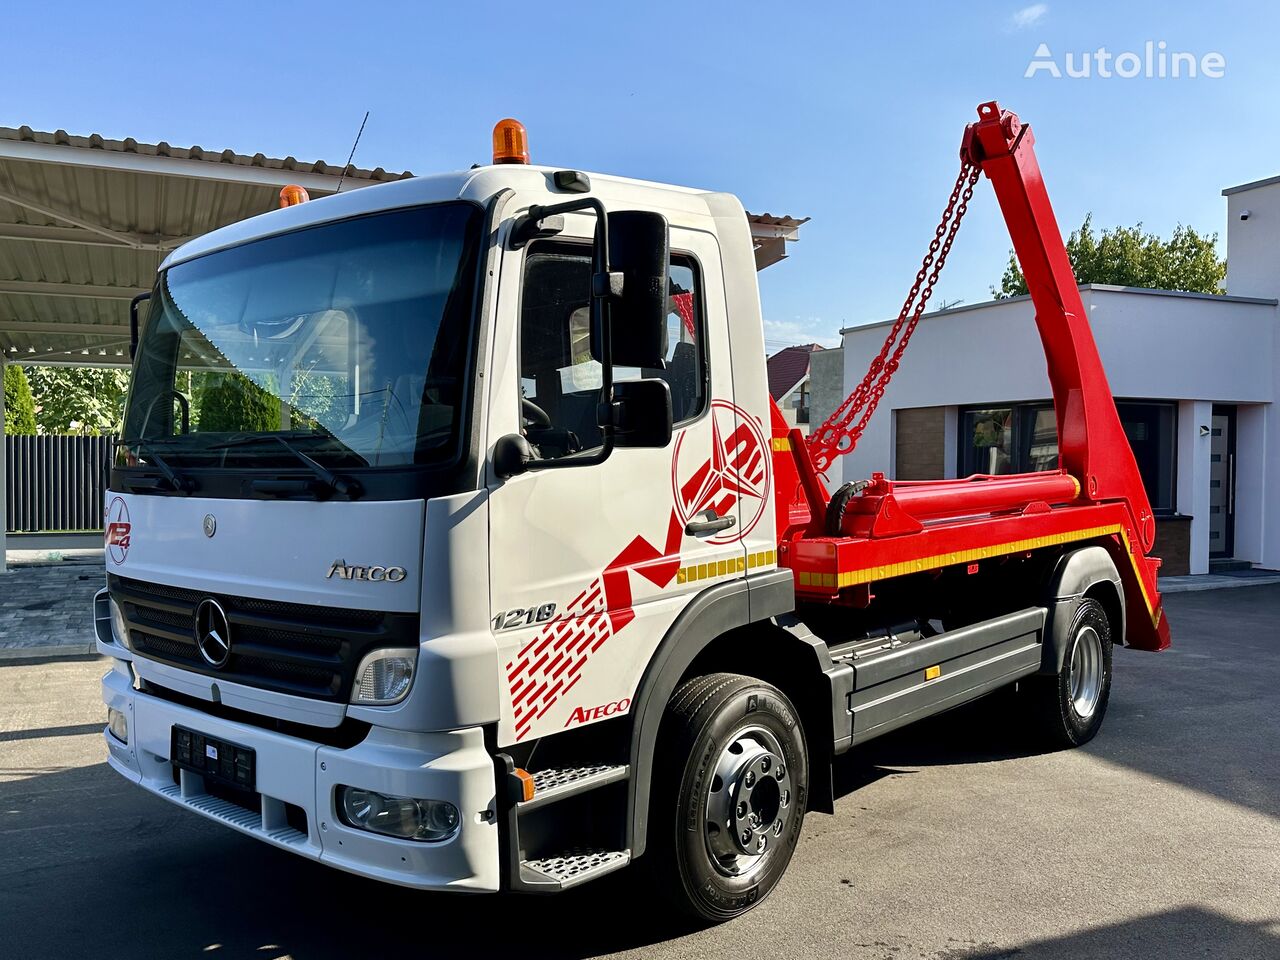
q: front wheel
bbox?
[1026,597,1113,748]
[649,673,808,923]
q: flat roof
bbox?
[839,284,1278,336]
[1222,173,1280,196]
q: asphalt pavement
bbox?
[1,586,1277,959]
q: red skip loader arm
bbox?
[771,101,1170,651]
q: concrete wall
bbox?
[1223,178,1280,569]
[807,347,844,485]
[808,347,844,430]
[1225,179,1280,301]
[1176,400,1213,575]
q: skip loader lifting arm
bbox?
[780,101,1170,652]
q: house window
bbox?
[1116,401,1176,514]
[958,400,1176,514]
[959,406,1043,476]
[794,382,811,423]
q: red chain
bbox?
[807,161,981,474]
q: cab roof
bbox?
[161,165,732,270]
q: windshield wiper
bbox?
[116,438,193,495]
[209,434,363,500]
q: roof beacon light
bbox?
[279,184,311,208]
[492,118,530,165]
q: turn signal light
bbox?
[492,118,530,165]
[279,184,310,208]
[513,767,536,802]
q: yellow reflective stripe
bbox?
[810,525,1126,590]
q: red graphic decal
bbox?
[672,291,696,339]
[505,510,688,739]
[564,697,632,728]
[105,497,131,564]
[672,399,770,544]
[505,400,771,740]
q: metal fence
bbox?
[4,435,116,533]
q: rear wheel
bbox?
[649,673,808,923]
[1027,597,1113,747]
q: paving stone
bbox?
[0,552,105,653]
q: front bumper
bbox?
[101,661,501,891]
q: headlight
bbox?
[107,707,128,744]
[337,786,460,842]
[350,647,416,705]
[109,598,131,649]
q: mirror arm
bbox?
[129,292,151,360]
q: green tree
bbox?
[994,214,1226,298]
[197,372,281,432]
[3,365,38,434]
[24,366,131,435]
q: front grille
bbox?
[110,575,418,702]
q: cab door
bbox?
[486,209,750,745]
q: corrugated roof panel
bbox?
[0,126,412,183]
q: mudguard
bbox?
[1041,545,1125,674]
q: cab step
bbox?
[520,848,631,890]
[518,763,629,812]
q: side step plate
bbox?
[521,849,631,890]
[520,764,628,812]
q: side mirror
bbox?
[611,378,672,448]
[597,211,669,369]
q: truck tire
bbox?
[648,672,808,923]
[1027,597,1113,748]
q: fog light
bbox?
[337,786,460,842]
[351,648,416,705]
[109,597,131,649]
[107,707,128,744]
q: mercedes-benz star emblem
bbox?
[194,598,232,668]
[202,514,217,538]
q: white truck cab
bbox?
[98,148,792,907]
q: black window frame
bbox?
[514,239,710,464]
[957,399,1178,515]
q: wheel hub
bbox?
[705,727,793,874]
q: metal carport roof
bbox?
[0,126,410,366]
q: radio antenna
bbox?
[335,111,370,194]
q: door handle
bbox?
[685,509,736,536]
[1228,453,1235,515]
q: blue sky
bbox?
[4,1,1276,351]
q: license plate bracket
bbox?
[171,726,256,792]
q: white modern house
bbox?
[836,176,1280,577]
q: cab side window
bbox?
[518,247,706,460]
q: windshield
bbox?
[120,202,482,471]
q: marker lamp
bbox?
[337,786,460,842]
[350,648,416,705]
